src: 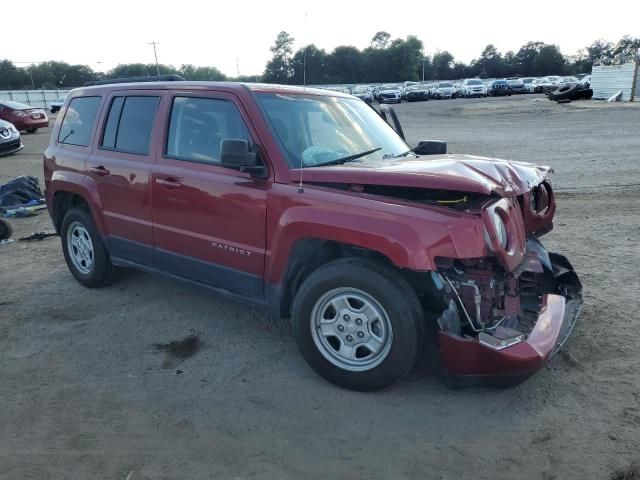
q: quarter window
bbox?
[58,96,101,146]
[166,97,251,164]
[101,96,159,155]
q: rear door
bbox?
[150,92,269,298]
[88,91,161,264]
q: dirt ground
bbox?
[1,95,639,480]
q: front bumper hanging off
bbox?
[438,251,582,385]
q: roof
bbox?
[72,81,350,98]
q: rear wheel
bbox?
[61,207,119,287]
[27,128,38,133]
[292,258,424,391]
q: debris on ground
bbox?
[0,239,14,248]
[0,176,45,210]
[610,461,640,480]
[18,231,58,241]
[608,91,623,102]
[548,84,594,103]
[0,218,12,240]
[153,334,203,368]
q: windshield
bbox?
[466,80,483,85]
[438,83,453,88]
[257,93,409,168]
[353,86,369,93]
[381,85,398,90]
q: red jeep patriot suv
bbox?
[44,77,582,391]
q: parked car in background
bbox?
[506,79,526,94]
[435,82,456,99]
[352,86,373,103]
[487,80,512,96]
[461,79,487,97]
[0,119,23,156]
[404,84,430,102]
[50,97,67,113]
[521,78,537,93]
[0,101,49,133]
[558,76,580,85]
[537,76,562,94]
[401,81,420,99]
[378,84,402,103]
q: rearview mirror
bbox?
[413,140,447,155]
[220,139,266,177]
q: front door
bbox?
[151,93,269,299]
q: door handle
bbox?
[155,177,182,189]
[89,165,110,177]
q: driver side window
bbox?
[166,97,251,165]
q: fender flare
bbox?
[264,204,475,285]
[49,171,107,234]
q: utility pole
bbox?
[236,57,240,80]
[149,41,160,76]
[422,58,428,82]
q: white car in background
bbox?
[377,84,402,103]
[401,81,420,99]
[520,78,537,93]
[461,78,487,97]
[434,82,457,99]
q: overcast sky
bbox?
[6,0,639,76]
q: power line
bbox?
[149,41,160,76]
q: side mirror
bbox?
[413,140,447,156]
[220,139,267,177]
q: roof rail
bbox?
[83,74,186,87]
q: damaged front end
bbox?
[432,188,582,385]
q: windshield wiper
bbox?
[313,147,382,167]
[394,148,416,158]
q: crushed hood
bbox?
[291,154,552,197]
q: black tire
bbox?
[552,84,579,101]
[61,207,119,287]
[27,128,38,133]
[292,258,424,391]
[0,218,12,241]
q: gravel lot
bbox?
[1,95,639,480]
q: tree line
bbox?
[0,61,237,90]
[1,33,638,90]
[264,32,640,84]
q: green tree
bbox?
[514,41,545,75]
[291,44,328,85]
[371,31,391,49]
[179,64,227,81]
[613,35,640,56]
[432,51,455,79]
[0,60,30,89]
[586,39,614,63]
[263,31,295,84]
[474,45,504,78]
[326,46,363,83]
[531,45,566,75]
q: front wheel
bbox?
[292,258,424,391]
[61,207,119,287]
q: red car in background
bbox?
[0,100,49,133]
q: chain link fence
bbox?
[0,90,71,110]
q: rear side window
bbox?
[58,96,101,146]
[101,96,159,155]
[166,97,250,164]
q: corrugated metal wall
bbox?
[0,90,70,109]
[591,62,638,101]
